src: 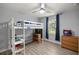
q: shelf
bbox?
[15,48,24,53]
[24,27,27,29]
[15,40,24,45]
[14,27,23,29]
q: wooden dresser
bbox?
[61,36,78,52]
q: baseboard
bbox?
[0,48,10,53]
[43,39,61,45]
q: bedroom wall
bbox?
[38,17,46,39]
[0,6,39,51]
[0,23,8,51]
[60,10,79,39]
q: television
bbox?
[63,30,72,36]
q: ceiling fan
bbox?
[32,3,53,14]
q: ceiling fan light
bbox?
[39,9,45,14]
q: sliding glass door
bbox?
[48,18,56,41]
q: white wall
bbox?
[60,10,79,39]
[0,23,8,51]
[38,17,46,39]
[0,7,39,51]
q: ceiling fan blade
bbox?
[45,9,54,13]
[32,10,38,13]
[46,5,54,11]
[32,8,40,13]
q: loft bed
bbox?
[0,18,43,55]
[8,18,43,55]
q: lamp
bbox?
[39,9,45,14]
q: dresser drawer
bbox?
[62,38,78,44]
[62,41,78,48]
[62,36,78,44]
[62,43,78,52]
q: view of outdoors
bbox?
[48,19,56,35]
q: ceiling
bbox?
[0,3,79,17]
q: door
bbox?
[48,18,56,41]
